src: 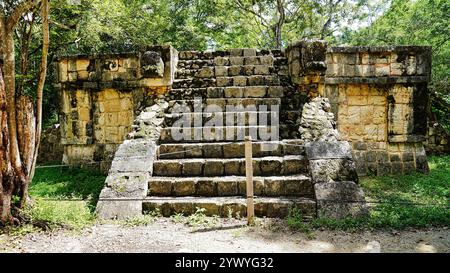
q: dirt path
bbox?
[1,218,448,253]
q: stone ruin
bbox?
[53,41,432,219]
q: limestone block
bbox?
[96,200,142,220]
[259,55,274,66]
[315,181,368,219]
[254,65,270,75]
[68,72,78,82]
[68,59,77,72]
[78,107,91,121]
[229,57,244,66]
[245,56,260,65]
[368,96,386,106]
[230,49,243,56]
[360,106,374,124]
[233,76,247,86]
[216,77,232,87]
[173,180,196,196]
[267,86,284,97]
[347,95,367,106]
[204,161,224,176]
[224,160,244,175]
[305,141,353,160]
[77,71,90,82]
[58,60,68,82]
[375,64,390,76]
[228,66,242,76]
[149,180,172,196]
[215,66,228,77]
[214,57,229,66]
[182,160,204,176]
[362,65,375,77]
[153,161,181,176]
[309,158,359,183]
[217,180,238,196]
[390,62,404,76]
[76,59,90,71]
[243,48,257,57]
[259,157,282,175]
[223,143,244,158]
[196,67,215,78]
[244,86,267,98]
[243,65,255,76]
[101,172,150,198]
[248,75,265,86]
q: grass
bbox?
[3,155,448,234]
[287,155,450,231]
[17,166,107,231]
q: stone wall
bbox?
[287,42,432,176]
[37,124,63,164]
[56,41,432,176]
[55,46,177,172]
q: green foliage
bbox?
[341,0,450,134]
[30,166,106,210]
[286,207,311,233]
[23,198,94,230]
[6,166,108,231]
[186,207,219,228]
[289,155,450,231]
[121,209,162,227]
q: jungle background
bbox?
[13,0,447,132]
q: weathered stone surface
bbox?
[217,179,238,196]
[96,171,150,220]
[314,181,368,219]
[149,179,172,195]
[309,158,358,183]
[153,161,182,176]
[182,159,204,176]
[141,51,164,78]
[305,141,353,160]
[204,161,224,176]
[101,172,149,198]
[259,157,282,175]
[173,180,196,196]
[244,86,267,97]
[96,200,142,220]
[299,97,340,142]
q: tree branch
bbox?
[6,0,38,31]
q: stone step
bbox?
[148,175,314,198]
[159,125,279,143]
[172,75,288,88]
[157,140,304,159]
[168,86,291,99]
[163,111,279,127]
[152,156,308,176]
[178,49,285,60]
[168,98,281,112]
[175,65,284,79]
[143,196,316,218]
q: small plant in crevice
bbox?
[121,209,161,227]
[286,207,311,233]
[186,207,220,229]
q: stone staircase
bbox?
[143,49,316,218]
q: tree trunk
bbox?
[0,0,48,223]
[0,65,16,225]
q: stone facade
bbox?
[287,42,432,176]
[54,41,433,220]
[55,46,177,172]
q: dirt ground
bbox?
[0,218,448,253]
